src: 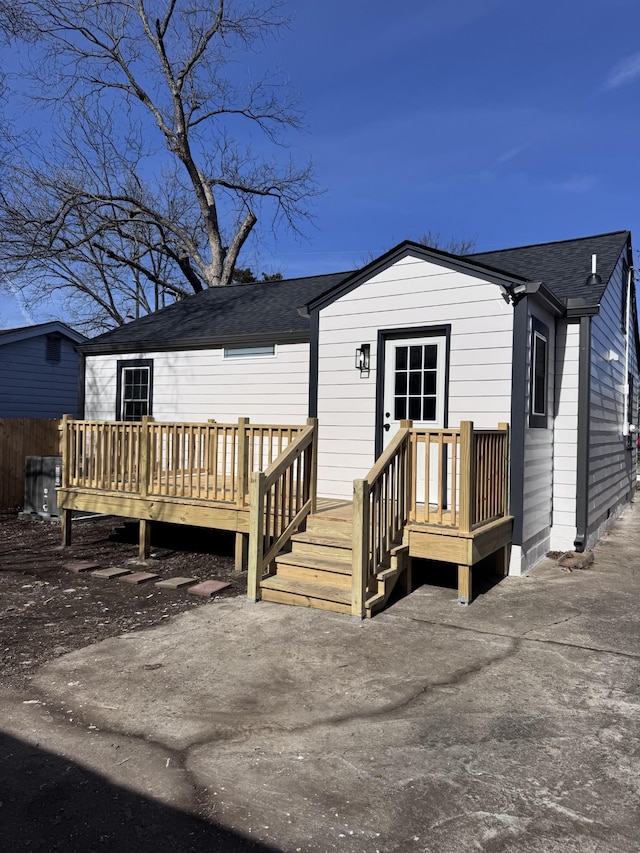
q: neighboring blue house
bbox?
[0,321,86,418]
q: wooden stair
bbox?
[260,505,409,617]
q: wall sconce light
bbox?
[355,343,370,377]
[606,349,619,362]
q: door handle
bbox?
[383,423,391,432]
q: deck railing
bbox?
[247,418,318,600]
[351,421,509,617]
[60,415,305,505]
[352,420,412,617]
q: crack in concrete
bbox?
[387,611,640,660]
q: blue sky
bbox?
[2,0,640,326]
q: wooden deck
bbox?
[58,417,512,611]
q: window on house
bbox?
[223,345,275,358]
[116,359,153,421]
[529,318,549,429]
[45,334,62,363]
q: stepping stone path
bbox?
[62,563,229,599]
[92,567,132,579]
[119,571,160,585]
[155,577,197,589]
[188,580,231,597]
[64,560,101,574]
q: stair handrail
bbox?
[247,418,318,601]
[352,420,412,618]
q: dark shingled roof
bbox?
[81,271,351,353]
[469,230,630,303]
[81,230,631,354]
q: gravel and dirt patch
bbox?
[0,513,242,690]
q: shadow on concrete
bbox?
[0,731,274,852]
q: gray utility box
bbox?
[24,456,63,518]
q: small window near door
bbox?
[529,318,548,428]
[116,359,153,421]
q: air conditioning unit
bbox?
[24,456,63,518]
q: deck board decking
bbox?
[58,417,513,611]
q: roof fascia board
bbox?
[306,242,531,314]
[520,281,565,317]
[0,322,86,347]
[79,329,310,356]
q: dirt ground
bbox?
[0,512,242,691]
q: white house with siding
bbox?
[79,230,639,576]
[0,321,86,418]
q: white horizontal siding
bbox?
[515,305,555,575]
[550,321,579,552]
[316,255,514,498]
[84,343,310,425]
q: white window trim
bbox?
[223,344,277,359]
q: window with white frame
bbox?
[116,359,153,421]
[223,344,276,359]
[529,318,548,428]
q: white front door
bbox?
[382,335,447,502]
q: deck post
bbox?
[59,415,72,547]
[235,531,248,572]
[400,419,412,523]
[306,417,318,514]
[61,508,72,547]
[139,518,151,560]
[247,470,266,601]
[352,478,370,619]
[458,564,472,605]
[459,421,475,534]
[498,422,510,517]
[139,416,153,498]
[237,417,249,507]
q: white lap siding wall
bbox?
[550,320,580,551]
[83,343,310,424]
[316,255,514,498]
[516,304,556,575]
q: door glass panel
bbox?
[409,346,422,370]
[423,397,436,421]
[392,339,440,426]
[424,372,436,395]
[409,371,422,395]
[424,345,437,370]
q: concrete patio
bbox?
[2,500,639,852]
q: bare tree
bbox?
[0,1,317,331]
[417,229,476,255]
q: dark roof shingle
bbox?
[81,230,631,353]
[469,230,630,302]
[81,271,351,352]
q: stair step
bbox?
[260,575,351,614]
[290,531,353,560]
[275,552,352,575]
[305,515,352,536]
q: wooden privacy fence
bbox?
[0,418,61,511]
[60,416,305,506]
[247,419,318,599]
[352,421,509,617]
